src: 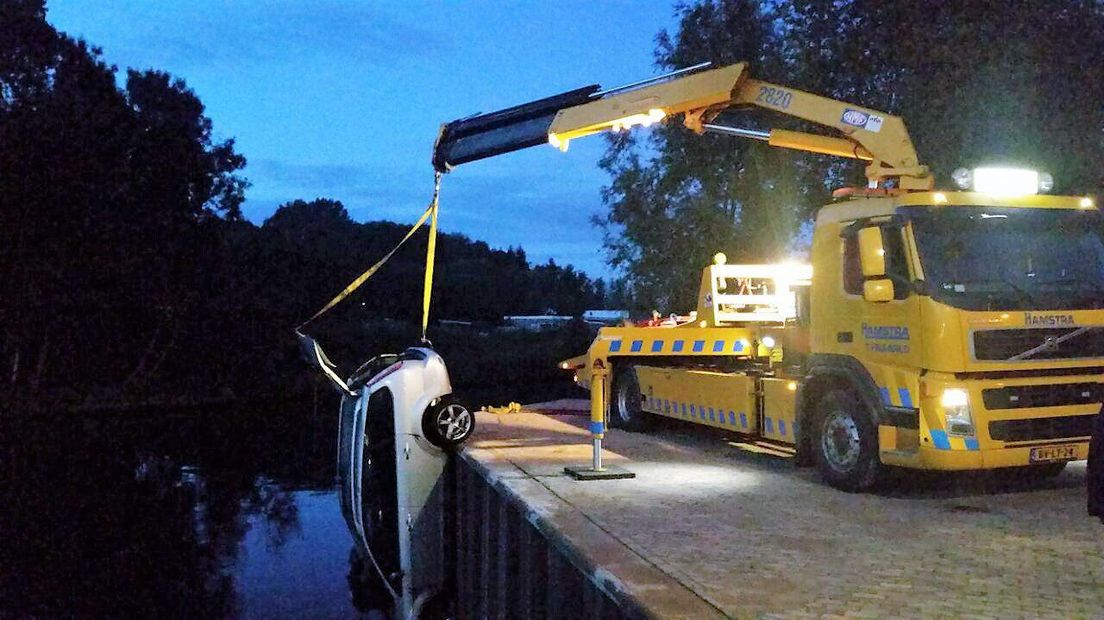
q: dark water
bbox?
[1,396,390,619]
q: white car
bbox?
[330,347,474,618]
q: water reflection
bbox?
[0,399,390,619]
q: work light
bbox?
[951,167,1053,196]
[952,167,972,190]
[972,168,1039,196]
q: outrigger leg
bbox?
[565,362,635,480]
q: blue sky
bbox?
[49,1,681,278]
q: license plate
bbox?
[1029,445,1079,463]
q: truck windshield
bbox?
[907,206,1104,311]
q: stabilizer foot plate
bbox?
[564,465,636,481]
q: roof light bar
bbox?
[974,167,1039,196]
[952,167,1053,196]
[949,165,1059,194]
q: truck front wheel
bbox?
[610,367,652,432]
[814,389,883,492]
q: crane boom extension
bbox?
[431,84,599,173]
[432,62,932,190]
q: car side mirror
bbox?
[858,227,886,277]
[863,278,894,303]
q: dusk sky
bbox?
[49,1,681,278]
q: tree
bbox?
[778,0,1104,192]
[597,0,819,311]
[0,5,247,405]
[0,3,633,411]
[599,0,1104,311]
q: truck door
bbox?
[838,221,923,406]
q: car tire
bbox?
[814,389,884,492]
[610,366,652,432]
[421,395,475,449]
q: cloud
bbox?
[240,197,283,224]
[55,1,449,73]
[248,159,379,192]
[245,156,606,219]
[245,158,430,217]
[239,160,614,277]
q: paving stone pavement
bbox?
[471,407,1104,619]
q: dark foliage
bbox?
[599,0,1104,311]
[0,5,605,412]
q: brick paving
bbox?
[471,406,1104,619]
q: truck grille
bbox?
[982,382,1104,410]
[973,327,1104,361]
[988,414,1096,442]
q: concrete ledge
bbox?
[458,441,726,619]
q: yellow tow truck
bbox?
[433,62,1103,490]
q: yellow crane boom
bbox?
[434,62,932,190]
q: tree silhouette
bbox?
[0,4,611,414]
[599,0,1104,311]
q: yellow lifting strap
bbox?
[297,172,443,335]
[421,174,440,342]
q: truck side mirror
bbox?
[863,278,894,303]
[858,227,886,277]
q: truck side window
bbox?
[794,285,812,327]
[883,227,910,300]
[843,226,910,299]
[843,236,863,294]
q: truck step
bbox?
[727,440,796,458]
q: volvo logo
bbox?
[1042,336,1060,352]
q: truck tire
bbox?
[814,389,883,492]
[610,366,652,432]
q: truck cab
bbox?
[810,189,1103,477]
[563,182,1102,491]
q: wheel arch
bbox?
[606,357,656,432]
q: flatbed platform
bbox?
[461,403,1104,618]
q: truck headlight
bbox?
[940,388,974,436]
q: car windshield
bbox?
[907,206,1104,311]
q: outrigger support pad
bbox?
[564,463,635,481]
